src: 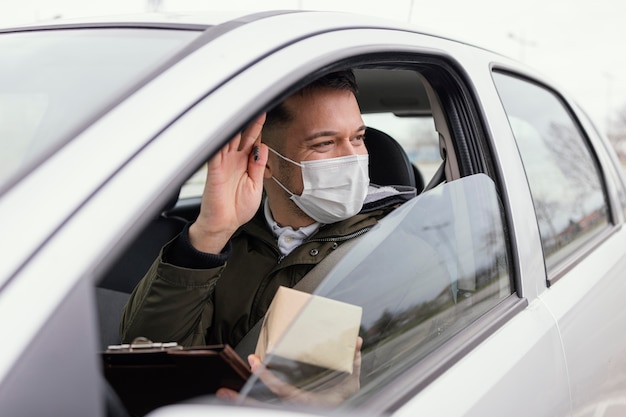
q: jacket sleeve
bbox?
[119,231,229,347]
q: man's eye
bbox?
[313,141,333,148]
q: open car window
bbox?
[240,173,513,408]
[96,58,510,414]
[179,67,444,200]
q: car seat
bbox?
[365,126,424,192]
[96,192,187,348]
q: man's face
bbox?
[266,87,367,196]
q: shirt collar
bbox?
[264,199,320,256]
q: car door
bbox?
[136,22,573,417]
[493,70,626,416]
[2,14,600,417]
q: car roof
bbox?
[0,10,286,32]
[1,9,512,65]
[0,9,458,45]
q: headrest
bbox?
[365,127,418,189]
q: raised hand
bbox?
[189,114,268,254]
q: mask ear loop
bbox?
[267,146,303,167]
[267,146,299,197]
[270,176,296,197]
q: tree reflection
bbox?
[528,121,607,260]
[357,183,511,386]
[285,175,514,404]
[545,122,603,207]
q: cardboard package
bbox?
[255,286,362,374]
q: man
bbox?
[120,70,414,353]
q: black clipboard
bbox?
[102,339,251,416]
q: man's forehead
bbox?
[283,88,359,117]
[274,88,362,142]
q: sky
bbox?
[2,0,625,134]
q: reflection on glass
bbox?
[493,72,609,269]
[240,174,512,408]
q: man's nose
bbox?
[337,138,357,156]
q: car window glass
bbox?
[492,72,610,271]
[0,28,198,190]
[240,174,513,406]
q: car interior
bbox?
[95,64,512,415]
[95,67,447,350]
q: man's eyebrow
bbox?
[304,131,338,141]
[303,125,367,141]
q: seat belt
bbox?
[291,235,362,293]
[423,158,446,192]
[234,235,363,358]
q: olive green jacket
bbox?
[120,187,414,348]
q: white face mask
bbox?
[268,147,370,224]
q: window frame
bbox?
[93,33,524,413]
[231,55,520,412]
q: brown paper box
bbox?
[255,286,362,374]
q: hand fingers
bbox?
[216,387,265,407]
[249,356,304,400]
[353,337,363,370]
[238,113,266,152]
[215,388,239,402]
[222,113,266,154]
[248,354,262,370]
[247,143,268,183]
[209,113,267,168]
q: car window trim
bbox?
[547,222,619,286]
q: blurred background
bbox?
[3,0,626,161]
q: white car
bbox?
[1,10,626,417]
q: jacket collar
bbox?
[239,184,417,243]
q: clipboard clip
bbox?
[107,337,182,352]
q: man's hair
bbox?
[264,70,358,132]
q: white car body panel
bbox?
[394,297,571,417]
[540,227,626,415]
[458,51,550,301]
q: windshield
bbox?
[0,28,199,191]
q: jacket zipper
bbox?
[306,226,371,244]
[272,226,371,264]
